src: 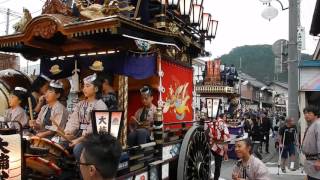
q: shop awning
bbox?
[310,0,320,36]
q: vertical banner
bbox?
[162,61,193,123]
[206,61,214,78]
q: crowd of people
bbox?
[205,105,320,180]
[6,72,320,180]
[205,111,271,180]
[2,72,158,179]
[242,109,277,159]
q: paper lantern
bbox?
[0,134,22,179]
[190,4,203,25]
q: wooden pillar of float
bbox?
[154,53,164,158]
[118,75,128,146]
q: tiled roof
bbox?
[238,72,267,88]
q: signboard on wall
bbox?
[162,61,193,122]
[300,68,320,91]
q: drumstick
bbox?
[51,118,72,143]
[55,130,72,143]
[133,118,141,125]
[28,97,36,131]
[28,97,34,121]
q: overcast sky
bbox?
[0,0,318,66]
[204,0,318,57]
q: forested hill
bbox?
[220,45,312,83]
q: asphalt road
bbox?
[214,136,306,180]
[216,154,305,180]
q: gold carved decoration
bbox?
[33,21,58,39]
[13,8,32,33]
[42,0,72,16]
[76,0,134,20]
[168,22,179,34]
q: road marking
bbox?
[265,162,278,165]
[266,166,305,176]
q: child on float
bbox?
[4,87,29,129]
[29,80,68,140]
[64,73,107,160]
[127,85,157,146]
[31,75,51,113]
[99,72,118,110]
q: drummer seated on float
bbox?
[29,80,68,140]
[128,85,157,147]
[4,87,29,128]
[31,75,51,114]
[64,73,107,160]
[99,72,118,110]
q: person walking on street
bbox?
[206,113,230,180]
[302,106,320,180]
[250,114,263,160]
[260,112,274,154]
[279,117,298,173]
[243,113,253,137]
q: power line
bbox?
[0,8,42,25]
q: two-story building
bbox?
[238,72,273,110]
[268,81,288,112]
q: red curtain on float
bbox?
[161,60,193,124]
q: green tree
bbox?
[220,45,312,83]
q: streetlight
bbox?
[258,0,299,124]
[261,4,279,21]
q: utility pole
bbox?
[5,8,9,35]
[287,0,299,123]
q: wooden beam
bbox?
[25,40,63,54]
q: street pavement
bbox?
[211,137,306,180]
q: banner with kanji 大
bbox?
[162,60,193,123]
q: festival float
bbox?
[194,58,245,159]
[0,0,220,179]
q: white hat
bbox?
[234,133,249,143]
[83,73,97,84]
[49,80,63,89]
[14,87,27,93]
[40,74,51,81]
[140,85,152,95]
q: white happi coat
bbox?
[36,101,69,132]
[65,99,107,136]
[4,106,28,128]
[232,155,269,180]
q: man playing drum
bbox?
[29,80,68,140]
[64,73,107,160]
